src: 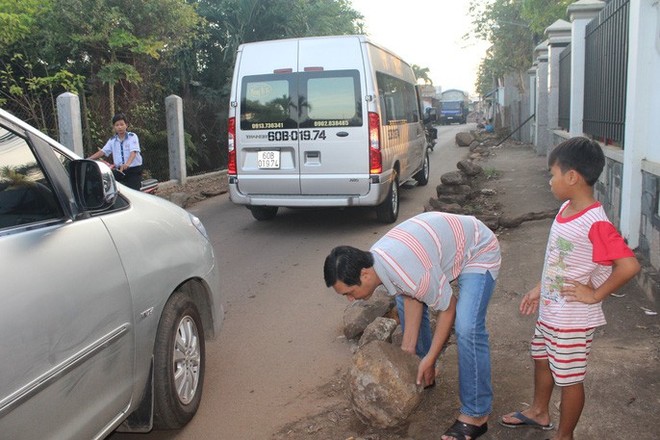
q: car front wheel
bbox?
[153,292,205,429]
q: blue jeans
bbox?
[395,271,496,417]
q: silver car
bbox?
[0,109,224,439]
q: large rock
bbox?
[436,184,472,196]
[428,198,465,214]
[436,194,468,205]
[358,317,398,348]
[457,160,483,177]
[348,341,423,428]
[455,132,475,147]
[343,290,395,340]
[440,171,466,186]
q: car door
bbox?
[0,122,135,439]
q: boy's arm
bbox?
[416,295,456,386]
[87,149,104,160]
[119,151,137,171]
[562,256,640,304]
[520,282,541,315]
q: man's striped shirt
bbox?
[371,212,501,311]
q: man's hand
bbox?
[520,284,541,315]
[416,354,436,387]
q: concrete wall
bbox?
[522,0,660,301]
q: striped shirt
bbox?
[371,212,501,311]
[539,201,634,328]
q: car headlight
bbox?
[189,213,209,240]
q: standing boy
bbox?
[88,113,143,190]
[500,137,640,440]
[324,212,501,440]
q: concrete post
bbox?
[528,64,537,145]
[545,20,572,141]
[56,92,84,157]
[534,41,549,155]
[567,0,606,136]
[165,95,187,185]
[620,0,660,248]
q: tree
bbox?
[469,0,571,95]
[412,65,433,85]
[52,0,202,119]
[0,0,42,49]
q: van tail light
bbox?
[228,117,237,175]
[368,112,382,174]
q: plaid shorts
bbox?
[531,320,595,386]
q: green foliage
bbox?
[469,0,571,96]
[2,0,364,175]
[0,53,84,133]
[0,0,45,49]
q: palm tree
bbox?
[412,65,433,85]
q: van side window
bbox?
[376,72,419,125]
[0,126,63,230]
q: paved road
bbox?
[110,123,472,440]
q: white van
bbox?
[227,35,431,222]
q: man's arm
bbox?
[416,295,456,386]
[400,296,423,354]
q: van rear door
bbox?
[236,40,300,196]
[296,38,368,196]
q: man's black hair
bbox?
[323,246,374,287]
[548,137,605,186]
[112,113,127,125]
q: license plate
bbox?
[257,150,280,169]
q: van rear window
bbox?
[240,70,362,130]
[240,75,297,130]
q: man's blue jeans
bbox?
[395,271,496,418]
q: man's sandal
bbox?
[442,419,488,440]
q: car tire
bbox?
[249,206,278,221]
[153,292,205,430]
[376,170,399,223]
[413,151,430,186]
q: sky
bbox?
[350,0,490,97]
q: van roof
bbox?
[236,35,409,67]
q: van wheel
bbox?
[249,206,278,221]
[153,292,205,429]
[376,171,399,223]
[413,152,430,186]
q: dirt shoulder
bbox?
[271,141,660,440]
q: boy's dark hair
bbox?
[548,137,605,186]
[112,113,127,125]
[323,246,374,287]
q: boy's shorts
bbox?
[530,320,595,386]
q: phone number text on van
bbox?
[267,130,327,141]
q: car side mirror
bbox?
[69,159,118,211]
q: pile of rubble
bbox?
[425,131,556,231]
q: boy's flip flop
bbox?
[499,411,554,430]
